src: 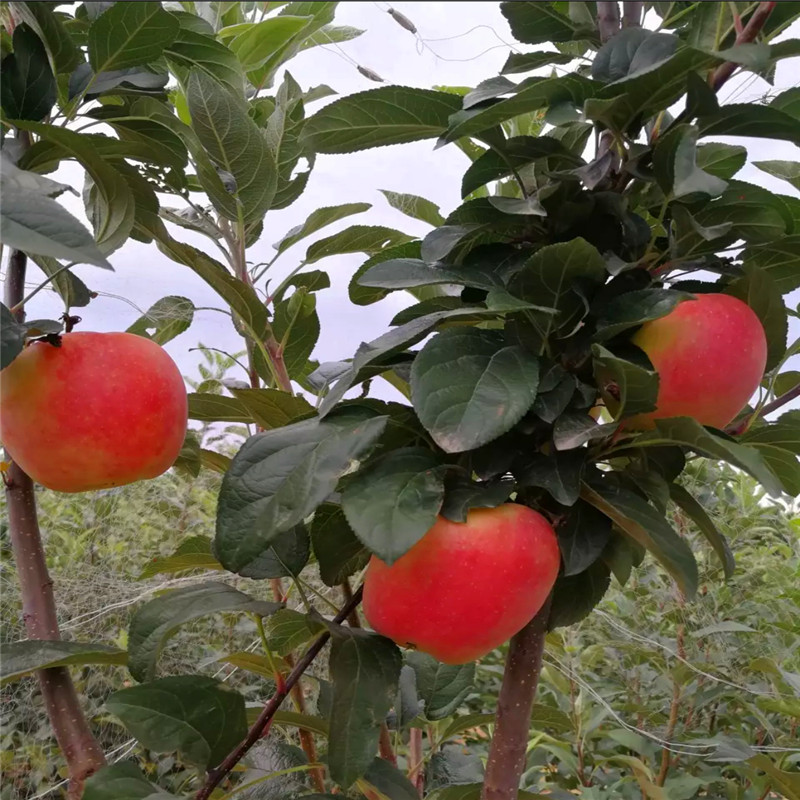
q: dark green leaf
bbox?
[698,104,800,145]
[106,675,246,768]
[653,124,727,199]
[349,240,422,306]
[695,142,747,180]
[557,499,613,577]
[215,410,387,573]
[742,235,800,294]
[440,475,515,523]
[592,28,677,83]
[83,762,178,800]
[265,607,325,657]
[238,524,310,580]
[381,190,445,227]
[8,2,81,73]
[1,640,127,685]
[407,652,474,721]
[126,296,194,345]
[725,265,787,371]
[515,450,585,506]
[127,581,280,682]
[592,344,659,420]
[582,476,699,598]
[501,1,594,45]
[302,87,463,154]
[305,225,413,264]
[501,51,575,74]
[231,388,314,429]
[411,328,540,453]
[29,253,93,309]
[548,560,612,629]
[274,203,371,255]
[0,25,55,121]
[310,503,370,587]
[669,483,735,578]
[740,412,800,497]
[358,259,502,294]
[0,304,26,371]
[270,289,319,379]
[553,413,616,451]
[342,448,445,564]
[187,70,277,224]
[364,757,420,800]
[635,417,784,496]
[88,2,179,72]
[328,628,402,787]
[595,289,693,341]
[188,393,251,423]
[428,746,484,791]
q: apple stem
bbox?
[195,585,364,800]
[481,594,553,800]
[4,244,106,797]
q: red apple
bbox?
[629,293,767,429]
[0,332,188,492]
[362,504,560,664]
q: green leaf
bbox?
[0,304,26,371]
[635,417,784,497]
[88,2,179,73]
[310,503,370,587]
[381,190,445,227]
[231,388,313,429]
[582,476,699,598]
[725,266,787,371]
[127,581,280,682]
[741,235,800,294]
[746,755,800,800]
[29,253,93,310]
[187,70,277,224]
[16,121,135,254]
[740,413,800,497]
[548,560,612,630]
[359,258,502,294]
[653,124,728,199]
[510,238,607,349]
[274,203,372,255]
[407,652,474,721]
[698,104,800,145]
[0,24,55,121]
[443,74,596,143]
[411,328,540,454]
[1,640,127,686]
[0,183,112,268]
[556,499,612,577]
[270,289,319,379]
[695,143,747,180]
[328,628,402,787]
[215,410,388,573]
[127,296,194,345]
[592,345,659,421]
[83,762,178,800]
[225,15,312,71]
[440,475,515,523]
[429,786,546,800]
[553,413,616,451]
[501,1,594,45]
[515,450,585,507]
[428,746,484,791]
[238,524,311,580]
[305,225,414,264]
[301,87,463,154]
[592,28,678,83]
[342,447,445,564]
[349,241,422,306]
[301,24,365,51]
[753,159,800,191]
[668,484,734,578]
[106,675,247,769]
[501,51,575,74]
[265,608,325,657]
[8,2,81,73]
[137,535,222,580]
[595,289,693,341]
[363,757,420,800]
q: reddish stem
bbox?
[726,384,800,435]
[408,727,424,797]
[711,2,777,90]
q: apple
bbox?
[362,504,560,664]
[629,293,767,429]
[0,332,188,492]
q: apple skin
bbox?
[362,504,560,665]
[0,332,188,492]
[629,293,767,430]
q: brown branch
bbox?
[596,1,621,42]
[657,624,685,786]
[4,245,106,798]
[379,723,397,767]
[725,384,800,435]
[342,578,363,629]
[622,1,643,28]
[711,2,777,90]
[195,586,364,800]
[481,595,553,800]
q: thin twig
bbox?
[195,586,364,800]
[657,624,685,786]
[408,727,424,797]
[596,1,621,42]
[481,595,553,800]
[725,384,800,435]
[710,2,777,90]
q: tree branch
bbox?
[711,1,777,90]
[596,2,621,42]
[195,586,364,800]
[4,245,106,799]
[480,595,553,800]
[622,1,643,28]
[726,383,800,435]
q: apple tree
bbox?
[2,2,800,800]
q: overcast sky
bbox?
[10,2,800,407]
